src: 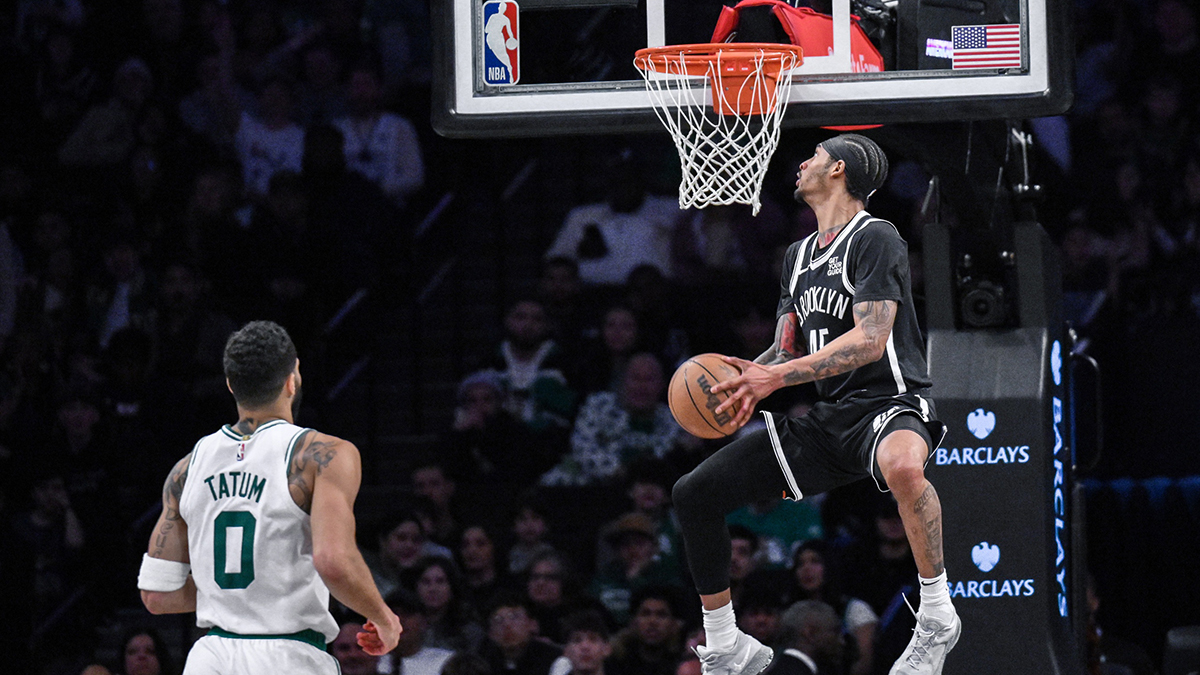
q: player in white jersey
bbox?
[138,320,401,674]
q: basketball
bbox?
[506,38,518,50]
[668,353,743,439]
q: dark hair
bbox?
[728,524,759,552]
[441,652,493,675]
[222,321,297,409]
[562,609,610,641]
[385,587,425,616]
[376,507,426,542]
[485,590,533,620]
[119,627,177,675]
[630,585,680,618]
[404,555,479,628]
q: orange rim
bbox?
[634,43,803,77]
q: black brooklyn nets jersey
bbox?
[776,210,932,401]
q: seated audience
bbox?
[589,513,682,625]
[560,610,616,675]
[786,541,877,675]
[541,353,678,487]
[773,601,845,675]
[608,587,684,675]
[406,555,486,653]
[380,589,455,675]
[331,621,380,675]
[480,593,567,675]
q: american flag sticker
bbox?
[951,24,1022,70]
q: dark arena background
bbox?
[1,1,1199,674]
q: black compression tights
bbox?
[672,428,788,595]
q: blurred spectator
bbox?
[300,122,398,291]
[509,499,557,576]
[332,620,380,675]
[839,497,918,616]
[334,63,424,207]
[671,201,789,286]
[59,58,153,169]
[589,513,683,625]
[88,232,153,350]
[608,587,684,675]
[367,510,452,599]
[33,23,96,147]
[460,524,517,614]
[725,496,823,569]
[545,151,679,286]
[442,652,496,675]
[541,353,677,487]
[177,46,247,152]
[525,551,589,645]
[8,470,86,629]
[574,305,642,396]
[296,42,349,125]
[481,298,578,436]
[786,541,877,675]
[480,593,566,675]
[382,588,455,675]
[727,524,761,606]
[235,78,305,199]
[147,261,236,427]
[537,256,593,357]
[737,582,786,648]
[115,628,177,675]
[407,555,486,653]
[179,164,259,320]
[412,461,462,547]
[560,610,615,675]
[774,601,845,675]
[621,266,689,368]
[445,369,566,490]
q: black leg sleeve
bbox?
[672,427,787,595]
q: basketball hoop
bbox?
[634,43,802,215]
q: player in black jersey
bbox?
[675,135,960,675]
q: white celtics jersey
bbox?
[180,419,339,644]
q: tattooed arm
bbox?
[298,431,402,656]
[713,300,898,428]
[754,313,803,365]
[141,454,198,614]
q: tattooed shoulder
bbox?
[163,454,191,507]
[288,431,340,512]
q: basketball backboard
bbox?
[432,0,1072,137]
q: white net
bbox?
[636,46,801,216]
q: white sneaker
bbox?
[695,631,774,675]
[889,610,962,675]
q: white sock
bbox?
[919,571,955,624]
[703,602,739,652]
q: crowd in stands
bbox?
[0,1,1197,675]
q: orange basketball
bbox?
[668,353,743,439]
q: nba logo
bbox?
[237,443,245,461]
[482,0,519,85]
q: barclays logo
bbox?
[972,542,1000,572]
[967,408,996,440]
[1051,340,1062,386]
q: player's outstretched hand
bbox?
[711,356,783,429]
[358,613,402,656]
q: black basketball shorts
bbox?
[759,391,948,499]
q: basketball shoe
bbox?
[889,608,961,675]
[695,630,773,675]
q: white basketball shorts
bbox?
[183,634,339,675]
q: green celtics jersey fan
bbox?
[137,321,401,673]
[671,134,961,675]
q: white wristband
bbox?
[138,553,191,592]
